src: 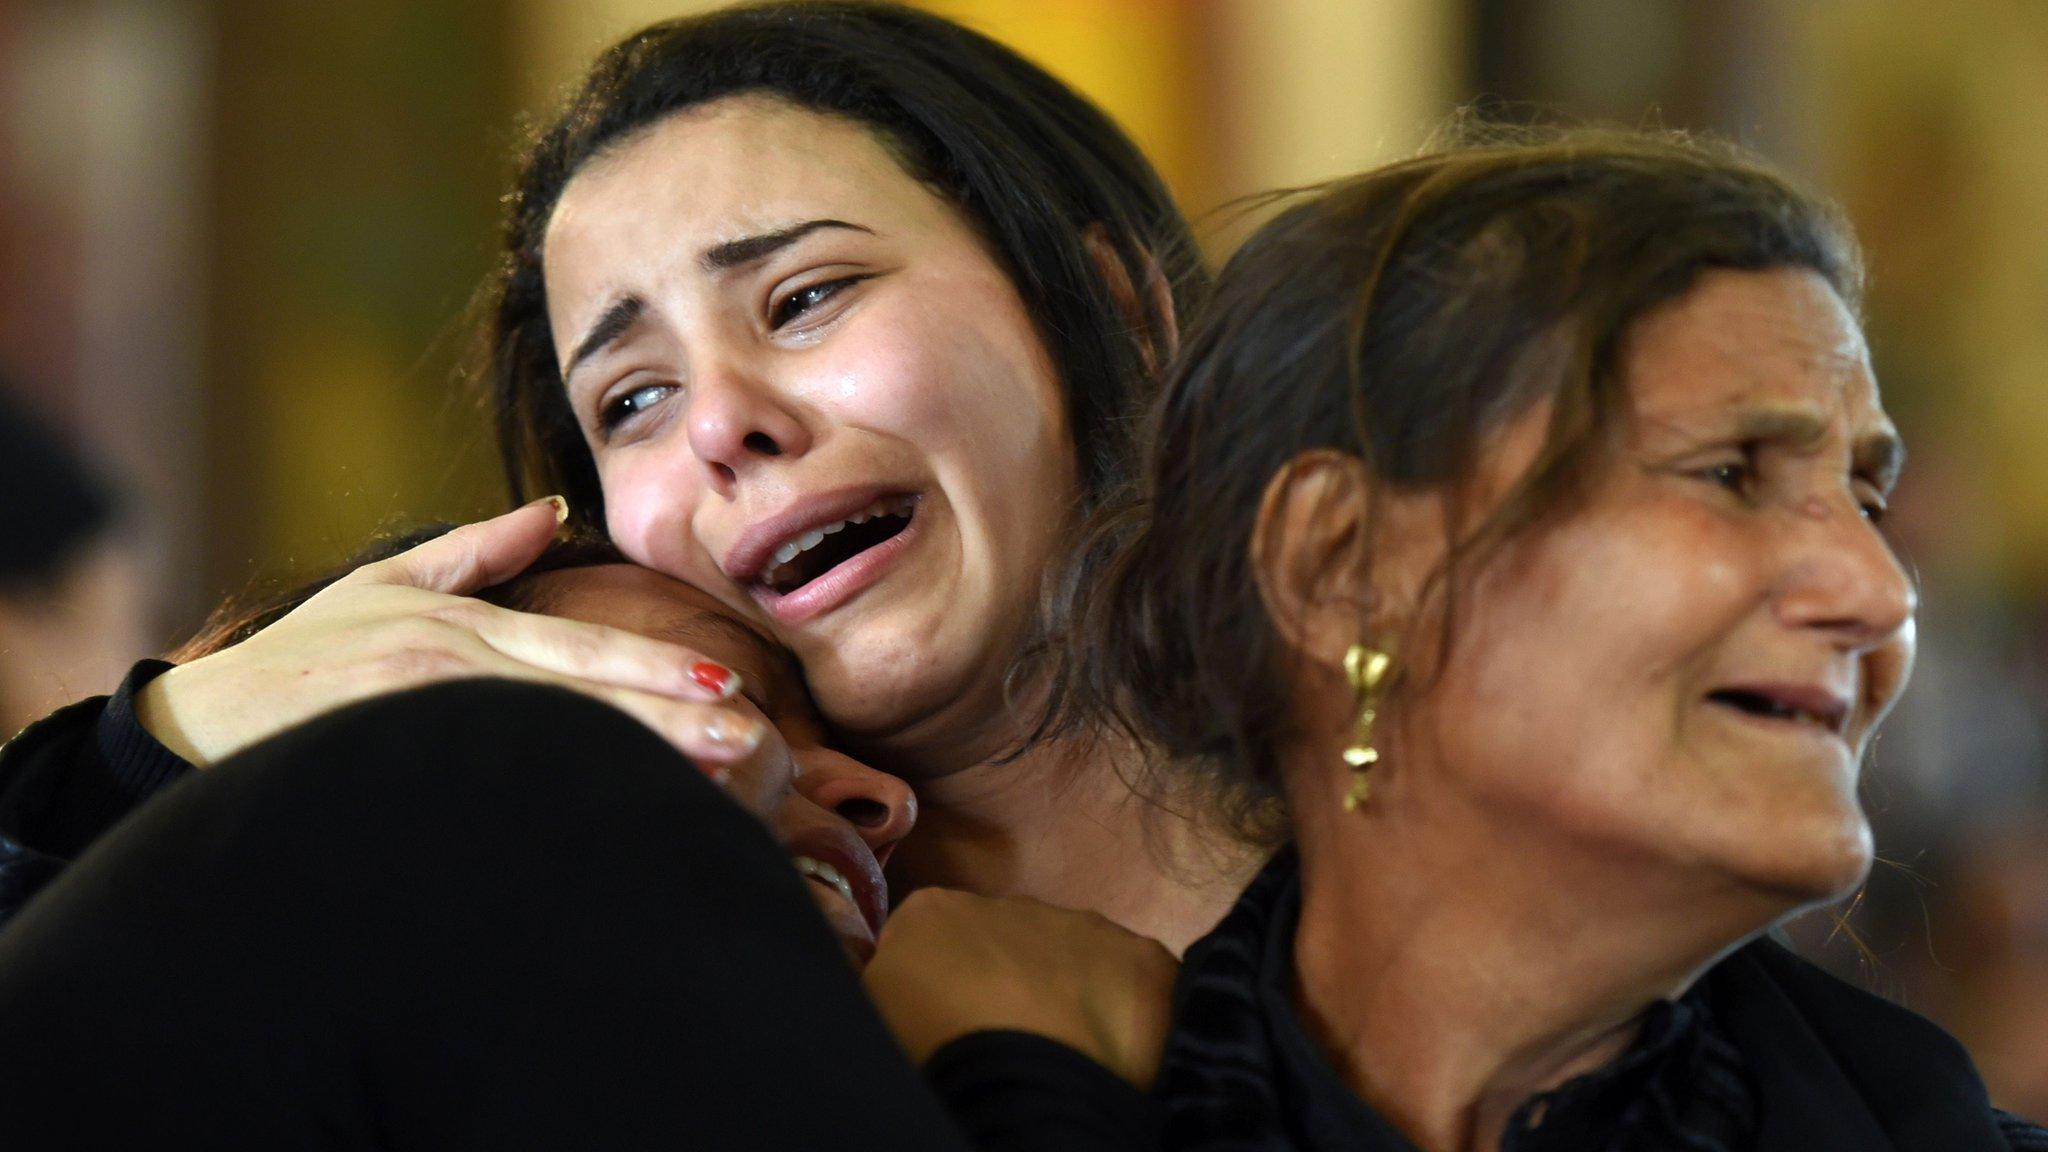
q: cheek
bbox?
[810,283,1064,468]
[599,446,708,580]
[1420,504,1764,788]
[794,317,962,439]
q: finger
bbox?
[480,665,776,775]
[354,497,567,594]
[573,684,776,775]
[461,600,742,703]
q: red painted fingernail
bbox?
[690,662,739,699]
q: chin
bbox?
[1740,804,1875,910]
[805,621,1017,763]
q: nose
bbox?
[792,753,917,869]
[684,357,813,498]
[1775,494,1917,651]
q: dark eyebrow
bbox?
[563,295,645,383]
[701,219,873,272]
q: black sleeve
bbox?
[0,659,191,926]
[927,1030,1156,1151]
[0,679,993,1149]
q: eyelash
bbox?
[770,275,865,329]
[1696,451,1888,523]
[596,382,676,434]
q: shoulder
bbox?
[1997,1109,2048,1151]
[1711,938,2026,1148]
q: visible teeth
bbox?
[764,496,916,572]
[794,856,856,908]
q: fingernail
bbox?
[690,661,741,700]
[524,494,570,525]
[700,715,765,756]
[700,763,733,788]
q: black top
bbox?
[0,660,187,927]
[0,670,1143,1150]
[1152,850,2048,1151]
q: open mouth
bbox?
[794,855,858,908]
[1706,688,1849,735]
[757,495,916,596]
[791,851,885,938]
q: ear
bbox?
[1249,450,1376,673]
[1083,225,1180,374]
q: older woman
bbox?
[1041,131,2048,1149]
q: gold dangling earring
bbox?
[1341,643,1392,811]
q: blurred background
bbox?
[1,0,2042,1111]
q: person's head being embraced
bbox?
[1058,127,1931,1148]
[177,530,912,965]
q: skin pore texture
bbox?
[1261,269,1914,1152]
[521,562,915,966]
[543,95,1257,954]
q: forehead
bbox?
[1622,267,1886,429]
[542,94,936,283]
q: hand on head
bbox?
[153,506,919,965]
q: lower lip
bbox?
[751,505,924,627]
[1705,700,1847,744]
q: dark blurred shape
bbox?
[0,381,150,739]
[0,385,119,586]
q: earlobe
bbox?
[1083,226,1178,373]
[1249,451,1377,671]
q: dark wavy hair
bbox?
[477,0,1205,531]
[1046,127,1865,843]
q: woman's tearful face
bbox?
[1407,268,1915,905]
[543,95,1080,773]
[524,562,918,965]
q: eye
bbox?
[597,382,676,433]
[1698,457,1755,498]
[769,275,865,330]
[1855,481,1889,524]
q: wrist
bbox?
[134,662,218,767]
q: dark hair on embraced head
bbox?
[480,0,1206,527]
[1044,125,1865,844]
[0,384,124,593]
[169,527,625,663]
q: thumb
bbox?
[357,496,569,594]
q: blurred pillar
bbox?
[201,0,509,609]
[1214,0,1464,194]
[0,0,209,633]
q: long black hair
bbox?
[479,1,1206,530]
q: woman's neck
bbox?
[1285,789,1783,1152]
[889,734,1266,955]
